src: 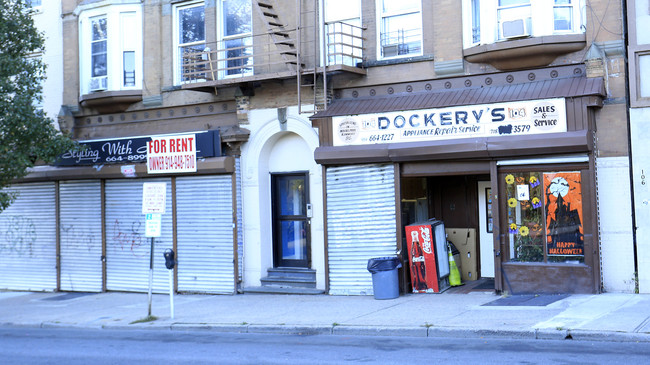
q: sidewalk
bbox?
[1,289,650,342]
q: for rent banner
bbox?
[331,98,567,146]
[147,134,197,174]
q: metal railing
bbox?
[180,21,365,86]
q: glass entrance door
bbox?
[272,173,310,268]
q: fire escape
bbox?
[180,0,365,113]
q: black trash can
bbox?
[367,257,402,299]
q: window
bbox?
[628,0,650,106]
[553,0,575,32]
[503,170,585,264]
[463,0,584,48]
[174,1,206,84]
[325,0,362,66]
[219,0,252,77]
[378,0,422,59]
[90,16,108,90]
[497,0,532,39]
[78,4,142,95]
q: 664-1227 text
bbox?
[367,133,395,142]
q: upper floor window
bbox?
[26,0,41,9]
[78,4,142,95]
[325,0,362,66]
[377,0,422,59]
[174,1,205,85]
[219,0,252,78]
[463,0,584,48]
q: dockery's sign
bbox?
[331,98,567,146]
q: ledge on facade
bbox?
[220,125,251,144]
[18,156,235,182]
[79,90,143,114]
[463,34,586,71]
[314,131,591,166]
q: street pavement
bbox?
[1,286,650,342]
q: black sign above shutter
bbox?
[55,130,221,166]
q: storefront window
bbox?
[504,170,584,264]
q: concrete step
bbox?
[267,267,316,279]
[260,276,316,288]
[242,286,325,295]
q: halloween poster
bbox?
[543,172,584,256]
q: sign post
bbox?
[142,182,167,317]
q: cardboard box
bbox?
[446,228,478,281]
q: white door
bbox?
[478,181,495,278]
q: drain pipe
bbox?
[621,0,639,293]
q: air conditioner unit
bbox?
[501,18,530,39]
[89,76,108,92]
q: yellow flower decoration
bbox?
[510,223,517,231]
[529,176,538,184]
[505,174,515,184]
[508,198,517,208]
[519,226,530,236]
[532,197,540,205]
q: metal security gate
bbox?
[326,164,398,295]
[105,178,173,293]
[176,175,235,294]
[59,180,103,292]
[0,183,57,291]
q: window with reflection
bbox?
[463,0,584,48]
[378,0,422,59]
[503,170,585,264]
[78,4,142,94]
[175,1,205,84]
[220,0,252,77]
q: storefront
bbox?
[311,65,605,295]
[0,130,241,294]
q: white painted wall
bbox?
[597,156,636,292]
[31,1,63,128]
[240,107,325,289]
[630,108,650,293]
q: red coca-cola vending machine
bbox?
[405,219,450,293]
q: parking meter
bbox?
[163,249,175,270]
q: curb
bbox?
[333,325,428,337]
[2,322,650,343]
[428,327,536,340]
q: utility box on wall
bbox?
[446,228,478,281]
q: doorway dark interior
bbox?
[400,174,490,291]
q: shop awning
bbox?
[311,75,605,119]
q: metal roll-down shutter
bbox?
[105,178,173,293]
[176,175,235,294]
[59,180,103,292]
[326,164,398,295]
[0,183,57,291]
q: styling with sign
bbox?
[331,98,567,146]
[55,130,221,166]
